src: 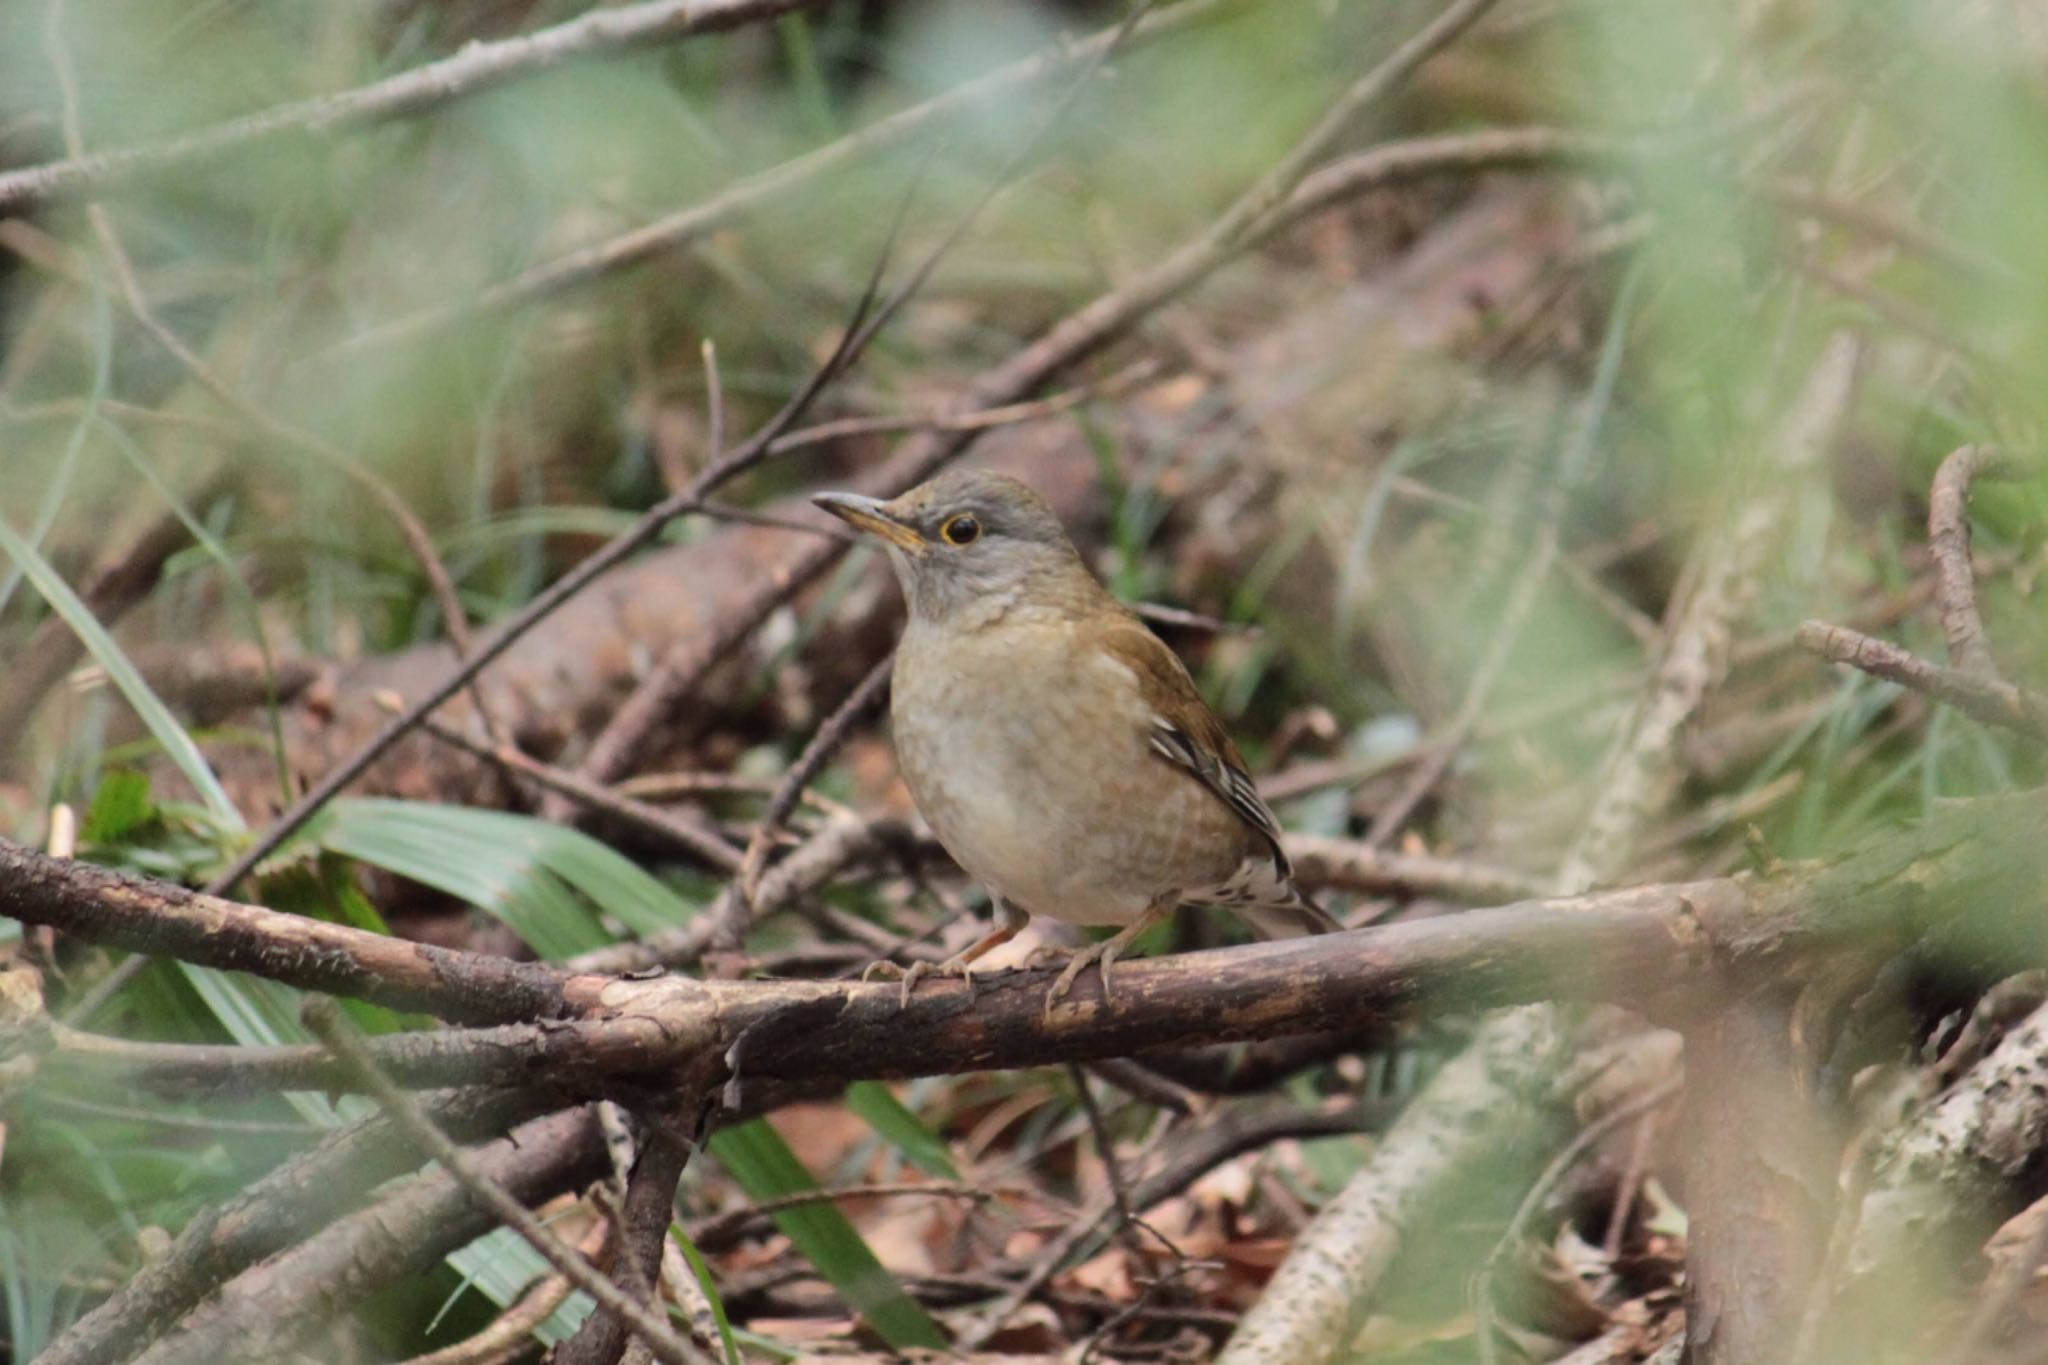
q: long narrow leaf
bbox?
[0,512,243,830]
[442,1227,593,1346]
[709,1121,945,1351]
[318,798,695,957]
[671,1224,742,1365]
[0,283,109,619]
[97,417,294,805]
[844,1082,960,1181]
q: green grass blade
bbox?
[709,1121,945,1351]
[317,798,696,957]
[671,1224,742,1365]
[96,416,294,805]
[441,1226,594,1346]
[0,282,109,619]
[843,1081,959,1180]
[0,511,243,831]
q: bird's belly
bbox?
[893,652,1244,926]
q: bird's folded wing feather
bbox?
[1098,617,1293,876]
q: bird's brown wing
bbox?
[1097,616,1292,876]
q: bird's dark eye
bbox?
[941,514,981,546]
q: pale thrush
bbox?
[814,470,1337,1008]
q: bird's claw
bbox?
[1043,942,1123,1015]
[862,956,975,1008]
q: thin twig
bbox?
[400,1220,609,1365]
[0,460,237,749]
[700,339,724,484]
[336,0,1243,352]
[569,813,916,976]
[1082,1058,1200,1115]
[1796,620,2048,745]
[1197,0,1509,252]
[1076,1256,1222,1365]
[689,1182,1004,1252]
[737,653,892,914]
[1368,263,1639,849]
[1559,330,1860,892]
[958,1109,1178,1351]
[0,0,823,212]
[1927,444,2020,680]
[1069,1064,1140,1238]
[1761,178,2015,284]
[301,998,704,1365]
[760,358,1159,458]
[398,698,744,872]
[1600,1096,1662,1261]
[1285,835,1546,904]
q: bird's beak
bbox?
[811,491,926,552]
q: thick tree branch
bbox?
[1832,997,2048,1353]
[1220,1007,1580,1363]
[554,1122,702,1365]
[0,840,575,1024]
[23,791,2048,1101]
[1681,992,1833,1365]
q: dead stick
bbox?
[1796,620,2048,745]
[0,0,824,212]
[336,0,1244,352]
[735,654,892,918]
[1927,444,2020,679]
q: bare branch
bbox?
[736,654,892,918]
[338,0,1244,352]
[0,0,826,213]
[1928,444,2022,679]
[25,790,2048,1101]
[1796,620,2048,745]
[0,838,575,1024]
[406,704,744,872]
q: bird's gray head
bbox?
[812,470,1090,624]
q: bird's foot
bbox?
[1044,940,1118,1013]
[1042,901,1174,1015]
[862,955,979,1008]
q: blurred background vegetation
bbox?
[2,0,2047,1360]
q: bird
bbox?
[813,469,1339,1010]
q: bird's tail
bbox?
[1235,885,1341,940]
